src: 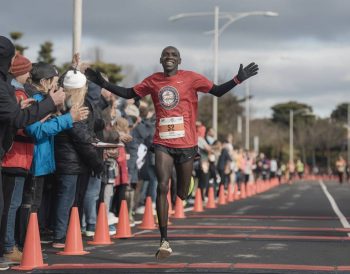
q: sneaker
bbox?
[135,206,145,215]
[0,263,9,271]
[85,230,95,237]
[155,240,172,260]
[109,224,116,236]
[129,215,135,227]
[52,238,65,249]
[108,213,119,225]
[4,246,22,262]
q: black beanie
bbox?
[0,36,15,58]
[0,36,16,77]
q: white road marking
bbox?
[319,180,350,237]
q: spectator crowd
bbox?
[0,36,306,269]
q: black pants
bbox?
[0,173,22,256]
[0,166,3,235]
[111,184,127,216]
[17,175,45,248]
[38,174,56,231]
[73,172,91,224]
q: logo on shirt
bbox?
[158,86,179,110]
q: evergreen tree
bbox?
[37,41,55,64]
[10,31,28,54]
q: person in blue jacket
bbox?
[16,62,89,248]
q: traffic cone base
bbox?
[58,207,89,255]
[218,184,227,205]
[193,189,204,212]
[88,202,113,245]
[12,213,48,270]
[173,196,186,219]
[112,200,134,239]
[206,187,216,208]
[139,196,157,230]
[227,183,234,202]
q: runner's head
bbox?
[160,46,181,76]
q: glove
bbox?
[85,68,107,88]
[235,62,259,84]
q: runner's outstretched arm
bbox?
[85,68,138,99]
[209,62,259,97]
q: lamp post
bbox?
[169,8,278,139]
[348,103,350,166]
[73,0,82,56]
[245,81,250,150]
[289,108,311,165]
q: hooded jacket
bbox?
[54,84,104,175]
[0,36,56,161]
[1,80,34,175]
[25,91,73,176]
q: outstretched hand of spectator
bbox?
[70,104,90,122]
[85,68,107,88]
[49,87,66,107]
[20,98,36,109]
[119,132,133,143]
[236,62,259,83]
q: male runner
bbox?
[85,46,258,259]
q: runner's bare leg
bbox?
[155,150,174,241]
[175,158,195,200]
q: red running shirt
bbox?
[134,70,213,148]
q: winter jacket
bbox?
[0,36,56,161]
[25,92,73,176]
[1,80,34,175]
[54,100,103,175]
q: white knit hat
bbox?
[63,70,87,89]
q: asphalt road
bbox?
[7,178,350,274]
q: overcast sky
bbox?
[1,0,349,118]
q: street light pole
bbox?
[289,108,312,165]
[73,0,82,56]
[169,9,278,139]
[347,103,350,166]
[289,109,294,165]
[213,6,219,138]
[245,80,250,150]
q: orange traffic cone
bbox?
[234,184,240,200]
[206,186,216,208]
[173,196,185,219]
[113,200,133,239]
[12,213,47,270]
[139,196,156,230]
[246,183,251,197]
[193,188,204,212]
[88,202,113,245]
[167,191,175,215]
[240,183,246,199]
[58,207,89,255]
[227,183,234,202]
[218,184,227,205]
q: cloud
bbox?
[1,0,349,119]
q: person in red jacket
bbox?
[85,46,259,259]
[0,54,34,262]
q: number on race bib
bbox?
[159,116,185,139]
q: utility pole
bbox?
[73,0,82,56]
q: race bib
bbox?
[159,116,185,139]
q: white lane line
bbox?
[319,180,350,237]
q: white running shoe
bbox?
[155,240,172,260]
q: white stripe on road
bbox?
[319,180,350,237]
